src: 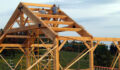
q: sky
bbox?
[0,0,120,38]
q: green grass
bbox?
[0,51,89,70]
[60,51,89,69]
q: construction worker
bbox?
[51,4,59,27]
[51,4,58,15]
[39,8,47,20]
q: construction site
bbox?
[0,1,120,70]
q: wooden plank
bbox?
[58,36,120,41]
[21,3,57,40]
[43,20,74,25]
[51,27,81,32]
[7,25,39,33]
[0,44,53,48]
[34,12,67,19]
[6,35,30,38]
[16,19,32,23]
[26,43,57,70]
[0,4,21,42]
[94,37,120,41]
[0,44,23,47]
[6,35,47,39]
[31,44,53,48]
[64,47,96,70]
[23,2,53,8]
[20,12,25,27]
[58,36,91,41]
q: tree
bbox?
[110,43,117,55]
[94,44,112,67]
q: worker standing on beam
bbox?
[51,4,59,27]
[39,8,47,20]
[51,4,58,15]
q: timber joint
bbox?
[18,6,24,12]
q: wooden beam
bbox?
[16,19,31,24]
[58,36,120,41]
[113,41,120,51]
[4,4,21,31]
[0,44,53,48]
[0,46,6,53]
[94,37,120,41]
[112,53,120,70]
[64,46,96,70]
[34,12,67,19]
[83,41,90,49]
[89,41,94,70]
[7,24,39,33]
[43,20,74,25]
[53,38,59,70]
[51,27,81,32]
[118,41,120,70]
[6,35,30,38]
[0,44,23,47]
[0,4,21,42]
[59,40,67,51]
[20,12,25,27]
[58,36,91,41]
[31,44,53,48]
[23,2,53,8]
[27,44,57,70]
[0,55,14,70]
[21,3,57,40]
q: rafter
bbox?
[35,12,67,19]
[43,20,74,25]
[23,2,53,8]
[52,27,82,32]
[21,3,57,40]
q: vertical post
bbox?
[25,40,31,69]
[20,12,24,27]
[89,41,94,70]
[53,38,59,70]
[118,41,120,70]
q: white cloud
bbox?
[0,0,120,37]
[63,2,120,18]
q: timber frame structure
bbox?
[0,2,120,70]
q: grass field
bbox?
[0,51,89,70]
[60,51,89,69]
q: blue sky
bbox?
[0,0,120,38]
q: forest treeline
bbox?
[61,41,117,67]
[0,40,118,67]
